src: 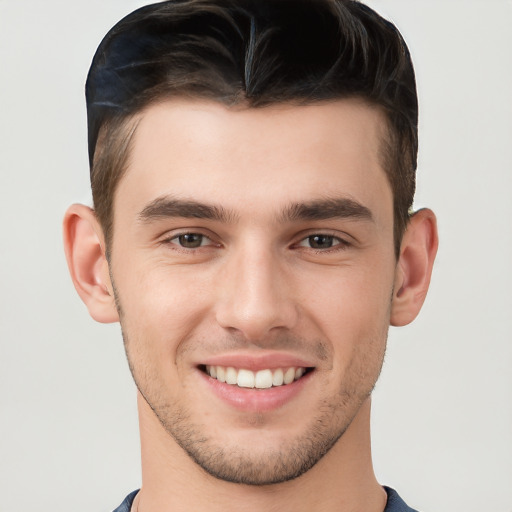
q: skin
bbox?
[64,98,438,512]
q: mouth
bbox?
[199,364,314,390]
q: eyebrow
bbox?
[138,195,373,224]
[138,196,238,223]
[279,197,373,223]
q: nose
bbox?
[215,242,298,342]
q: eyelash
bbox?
[161,231,351,253]
[161,232,217,250]
[295,233,350,252]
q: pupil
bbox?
[309,235,333,249]
[179,234,203,248]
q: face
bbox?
[108,99,397,485]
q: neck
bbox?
[134,393,386,512]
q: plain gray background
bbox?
[1,1,511,510]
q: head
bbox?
[87,0,418,259]
[64,0,437,489]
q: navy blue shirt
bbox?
[112,486,418,511]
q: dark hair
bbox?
[86,0,418,256]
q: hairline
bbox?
[94,95,408,260]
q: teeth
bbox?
[255,369,273,389]
[237,369,255,388]
[283,367,295,385]
[225,367,237,385]
[204,365,308,389]
[216,366,225,383]
[272,368,284,386]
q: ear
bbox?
[63,204,119,323]
[390,208,438,327]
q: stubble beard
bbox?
[120,330,386,487]
[112,272,388,486]
[149,391,357,485]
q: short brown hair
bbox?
[87,0,418,256]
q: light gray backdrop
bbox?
[1,1,511,510]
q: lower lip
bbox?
[198,369,312,412]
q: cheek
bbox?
[112,259,215,372]
[301,262,394,325]
[297,261,394,368]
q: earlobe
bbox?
[390,208,438,327]
[63,204,119,323]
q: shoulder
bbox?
[112,490,139,512]
[384,486,420,512]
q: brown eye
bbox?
[307,235,336,249]
[176,233,205,248]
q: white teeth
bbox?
[272,368,284,386]
[216,366,226,383]
[255,369,273,389]
[283,367,296,385]
[205,365,308,389]
[237,369,255,388]
[225,367,237,385]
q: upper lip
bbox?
[200,351,315,372]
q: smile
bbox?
[203,365,311,389]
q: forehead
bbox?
[115,98,392,225]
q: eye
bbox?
[298,234,346,250]
[169,233,211,249]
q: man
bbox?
[63,0,438,510]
